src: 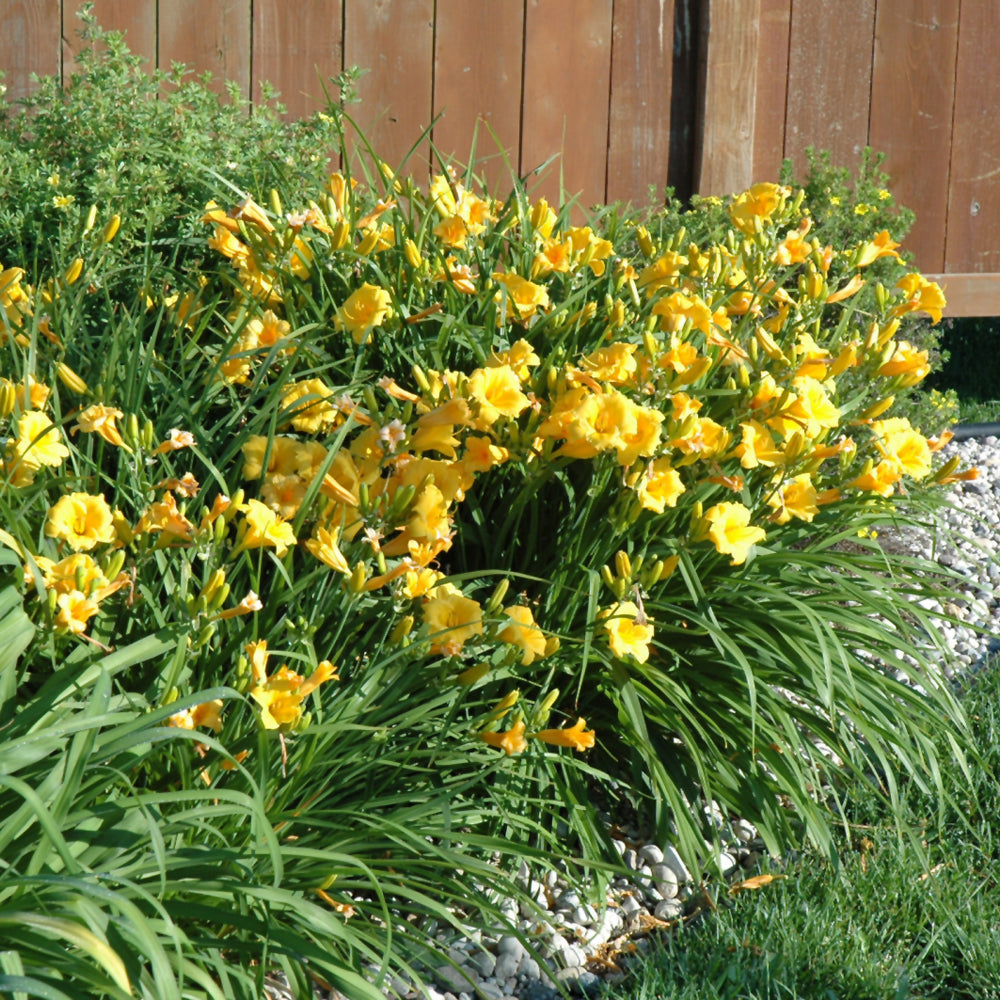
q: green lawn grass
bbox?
[604,653,1000,1000]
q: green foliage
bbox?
[0,21,980,995]
[0,6,344,290]
[780,147,959,434]
[602,658,1000,1000]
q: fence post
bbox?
[694,0,760,197]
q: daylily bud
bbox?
[859,395,895,420]
[390,614,414,644]
[0,380,15,417]
[200,569,228,608]
[614,550,632,581]
[411,364,431,394]
[102,550,126,581]
[403,238,422,269]
[532,688,561,728]
[331,219,351,250]
[636,226,654,258]
[486,578,510,615]
[456,662,489,685]
[84,203,98,233]
[347,561,368,593]
[64,257,84,285]
[490,689,520,718]
[103,214,121,243]
[55,362,88,394]
[269,188,282,216]
[930,454,961,484]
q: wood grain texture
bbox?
[696,0,759,196]
[158,0,252,98]
[4,0,61,102]
[607,0,675,206]
[520,0,614,212]
[924,274,1000,318]
[432,0,524,197]
[945,2,1000,273]
[783,0,876,175]
[252,0,343,120]
[62,1,157,79]
[343,0,435,179]
[869,1,958,273]
[752,0,790,183]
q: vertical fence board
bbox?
[343,0,434,179]
[3,0,61,103]
[752,0,790,183]
[945,4,1000,275]
[520,0,613,211]
[606,0,675,206]
[62,1,157,79]
[252,0,342,120]
[432,0,524,196]
[696,0,759,196]
[869,1,958,273]
[783,0,875,175]
[158,0,251,98]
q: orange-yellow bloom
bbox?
[498,605,548,665]
[894,273,946,324]
[480,719,527,756]
[465,364,531,424]
[534,717,596,752]
[704,502,766,565]
[249,648,338,731]
[337,283,392,344]
[422,589,483,655]
[729,183,787,234]
[45,492,116,551]
[492,272,550,323]
[600,600,654,663]
[74,404,126,447]
[168,699,225,733]
[237,499,297,557]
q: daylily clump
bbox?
[0,158,970,811]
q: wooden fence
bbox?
[3,0,998,315]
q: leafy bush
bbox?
[0,20,978,996]
[0,6,344,291]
